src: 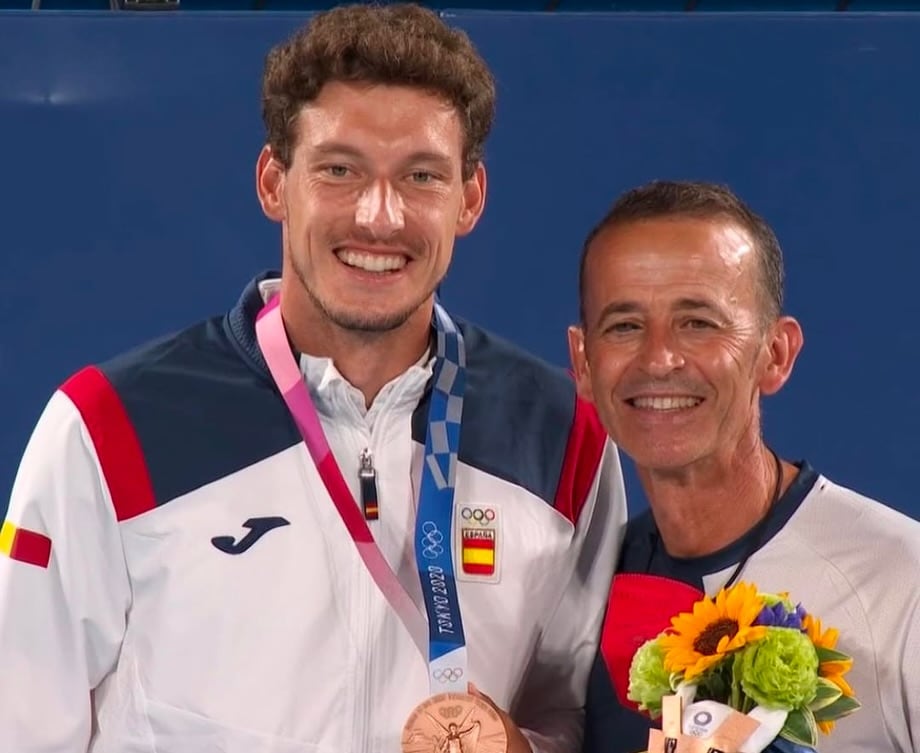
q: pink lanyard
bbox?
[255,294,428,657]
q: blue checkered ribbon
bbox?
[415,301,469,694]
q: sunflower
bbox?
[803,613,855,733]
[659,581,767,680]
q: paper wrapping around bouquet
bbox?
[646,695,768,753]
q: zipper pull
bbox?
[359,448,379,521]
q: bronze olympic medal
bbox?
[401,692,508,753]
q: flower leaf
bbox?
[815,645,851,664]
[813,694,861,722]
[807,677,843,712]
[731,651,744,709]
[780,707,818,747]
[697,666,730,702]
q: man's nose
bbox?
[638,326,685,378]
[355,179,406,238]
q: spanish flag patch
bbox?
[456,504,501,583]
[0,521,52,569]
[461,529,495,576]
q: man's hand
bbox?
[468,682,533,753]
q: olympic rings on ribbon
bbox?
[421,521,444,558]
[432,667,464,683]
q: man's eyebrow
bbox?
[402,151,453,167]
[308,142,367,160]
[593,298,727,329]
[673,297,724,314]
[594,301,643,329]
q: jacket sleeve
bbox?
[515,399,628,753]
[894,565,920,753]
[0,388,131,752]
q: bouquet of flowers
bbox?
[628,581,860,753]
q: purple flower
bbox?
[754,601,806,630]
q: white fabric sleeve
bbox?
[0,390,131,752]
[895,583,920,752]
[516,439,627,753]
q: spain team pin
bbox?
[455,504,500,583]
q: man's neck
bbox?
[639,443,790,558]
[279,283,433,409]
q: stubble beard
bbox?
[292,254,440,335]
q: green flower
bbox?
[627,638,673,718]
[759,592,787,608]
[739,627,819,710]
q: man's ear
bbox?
[567,325,595,403]
[456,162,487,237]
[256,145,286,222]
[759,316,804,396]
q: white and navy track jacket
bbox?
[0,273,627,753]
[585,464,920,753]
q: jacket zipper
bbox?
[359,447,379,521]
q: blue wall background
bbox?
[1,10,918,519]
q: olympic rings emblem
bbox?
[460,506,496,526]
[421,521,444,559]
[433,667,464,683]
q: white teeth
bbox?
[337,250,407,273]
[631,396,702,410]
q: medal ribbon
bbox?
[255,294,468,693]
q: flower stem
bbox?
[730,657,742,710]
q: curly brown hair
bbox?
[261,3,496,181]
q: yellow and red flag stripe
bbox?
[461,533,495,576]
[0,521,52,569]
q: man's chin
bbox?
[627,446,705,476]
[303,278,436,335]
[326,307,417,334]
